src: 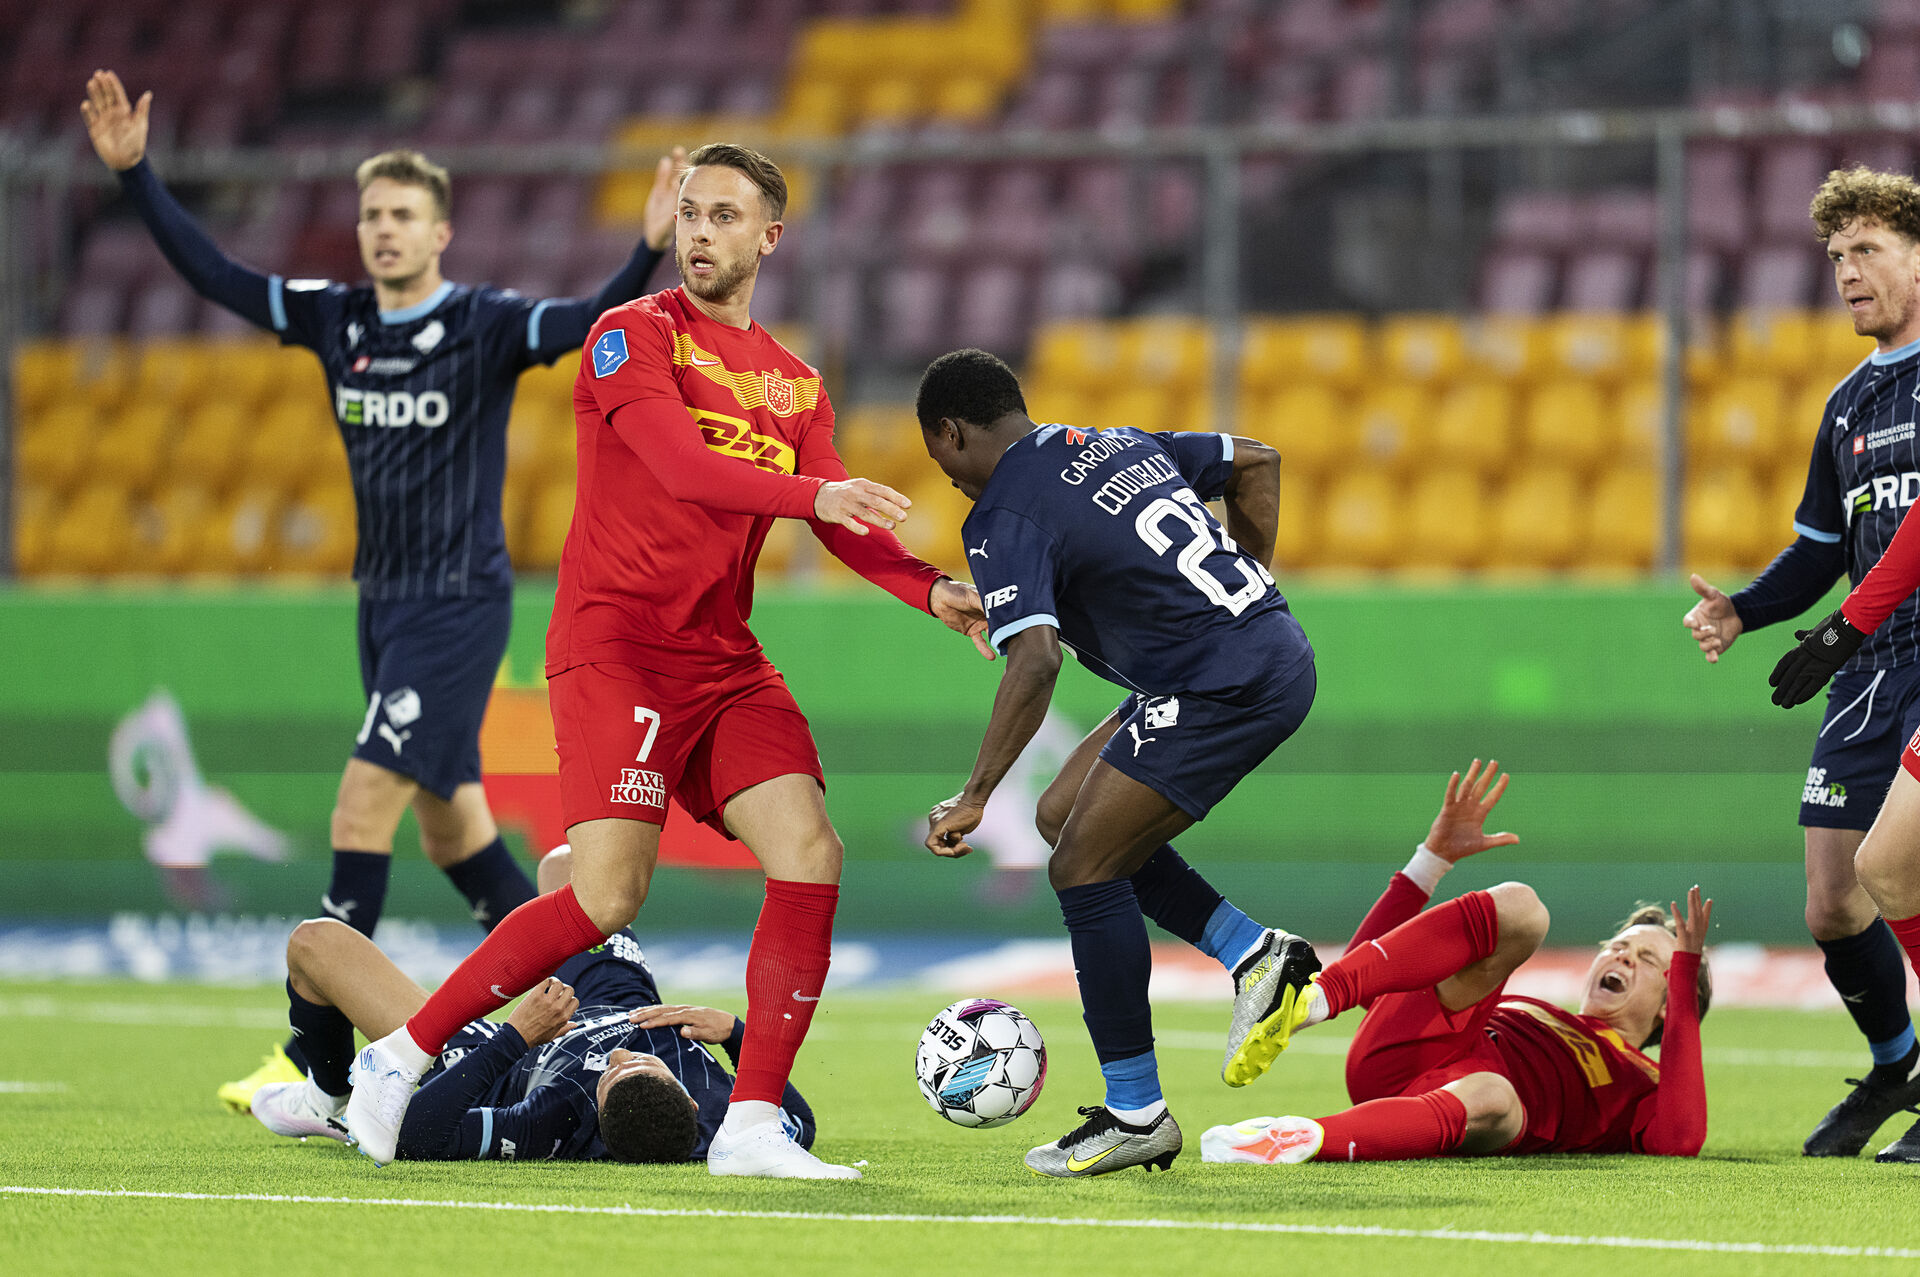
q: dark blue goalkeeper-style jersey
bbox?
[116,159,663,600]
[964,425,1313,701]
[394,931,814,1162]
[1794,340,1920,671]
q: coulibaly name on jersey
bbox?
[335,386,451,428]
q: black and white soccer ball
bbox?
[915,998,1046,1128]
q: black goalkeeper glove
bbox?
[1768,608,1867,708]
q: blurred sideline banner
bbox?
[0,580,1842,941]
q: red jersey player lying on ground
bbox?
[1201,761,1712,1165]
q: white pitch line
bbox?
[0,1082,67,1093]
[2,1186,1914,1259]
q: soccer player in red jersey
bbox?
[344,143,989,1175]
[1202,762,1713,1165]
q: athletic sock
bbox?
[1129,844,1223,944]
[1099,1050,1165,1118]
[731,879,838,1106]
[286,979,354,1099]
[1313,1089,1470,1162]
[323,850,391,939]
[1315,890,1500,1018]
[1059,877,1161,1110]
[719,1098,782,1136]
[402,884,607,1055]
[441,836,537,931]
[1816,920,1916,1077]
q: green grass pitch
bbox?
[4,981,1920,1276]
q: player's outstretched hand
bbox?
[930,578,994,660]
[1672,885,1713,955]
[1681,573,1743,664]
[926,792,985,858]
[80,69,149,172]
[628,1003,735,1043]
[1768,608,1865,708]
[642,146,689,252]
[506,977,579,1047]
[816,477,909,536]
[1423,759,1520,865]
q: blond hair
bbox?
[1811,165,1920,243]
[1613,903,1712,1047]
[355,149,451,221]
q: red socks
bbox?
[731,879,838,1105]
[1317,889,1501,1018]
[1314,1089,1470,1162]
[1889,913,1920,987]
[405,884,607,1054]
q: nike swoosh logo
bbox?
[690,353,721,366]
[792,992,821,1002]
[491,985,511,999]
[1065,1144,1123,1173]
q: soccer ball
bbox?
[915,998,1047,1128]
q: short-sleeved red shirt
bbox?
[549,288,846,680]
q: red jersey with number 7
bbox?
[549,287,941,681]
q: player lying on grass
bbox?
[917,349,1321,1178]
[251,847,812,1162]
[1201,762,1712,1164]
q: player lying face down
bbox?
[248,848,814,1163]
[1202,762,1714,1165]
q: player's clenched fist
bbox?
[815,477,909,535]
[926,793,985,858]
[506,977,579,1046]
[1681,572,1744,664]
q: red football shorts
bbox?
[1343,981,1510,1105]
[549,660,825,835]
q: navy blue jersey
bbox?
[1795,341,1920,671]
[964,425,1313,700]
[395,931,812,1161]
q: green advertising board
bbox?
[0,578,1842,941]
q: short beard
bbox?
[677,249,757,305]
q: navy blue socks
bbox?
[1818,920,1918,1079]
[443,836,537,931]
[286,978,354,1099]
[1058,878,1162,1115]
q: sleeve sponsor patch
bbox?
[592,328,630,378]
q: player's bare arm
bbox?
[1682,572,1744,663]
[1219,435,1281,568]
[505,977,579,1047]
[929,578,994,660]
[927,625,1063,858]
[628,1004,737,1042]
[80,69,150,171]
[1423,759,1521,865]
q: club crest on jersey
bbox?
[593,329,630,378]
[764,372,796,416]
[411,320,446,354]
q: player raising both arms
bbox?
[1681,164,1920,1155]
[918,349,1320,1178]
[80,71,683,1112]
[344,144,989,1176]
[252,848,815,1164]
[1202,762,1711,1164]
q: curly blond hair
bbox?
[1811,165,1920,242]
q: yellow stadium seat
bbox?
[1272,475,1317,570]
[278,484,357,575]
[1427,382,1517,477]
[247,400,341,492]
[777,80,849,139]
[90,403,174,493]
[1241,385,1348,477]
[1779,379,1829,472]
[18,407,96,494]
[127,485,215,575]
[757,515,802,577]
[1111,0,1179,21]
[192,487,282,575]
[507,397,570,488]
[833,402,925,491]
[1814,311,1875,382]
[858,77,925,126]
[895,476,970,578]
[1547,314,1634,381]
[12,483,54,576]
[1403,468,1489,570]
[45,484,135,575]
[1353,384,1429,471]
[1379,315,1465,384]
[1683,315,1723,386]
[1462,315,1551,382]
[1612,380,1663,467]
[1522,381,1610,473]
[129,340,215,408]
[525,478,577,570]
[931,76,1001,124]
[1584,467,1657,570]
[1024,384,1093,431]
[1692,377,1784,471]
[168,402,251,492]
[203,340,284,414]
[1030,322,1126,396]
[1035,0,1106,21]
[1765,465,1807,548]
[1256,315,1368,389]
[14,341,78,419]
[1100,385,1177,433]
[1685,466,1768,570]
[55,340,134,414]
[1119,317,1212,392]
[1487,468,1582,570]
[1319,470,1404,569]
[1727,310,1819,379]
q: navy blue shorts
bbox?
[1099,661,1317,820]
[1802,662,1920,831]
[352,589,511,800]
